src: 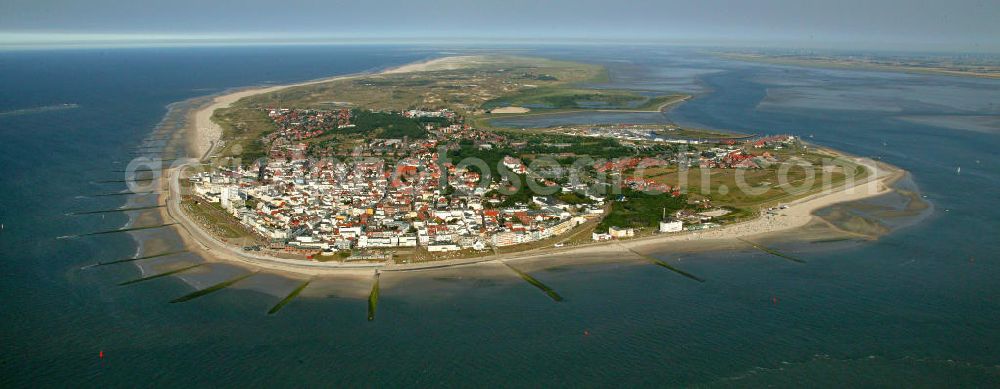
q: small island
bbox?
[160,55,898,274]
[719,50,1000,79]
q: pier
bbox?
[67,204,164,216]
[91,191,161,197]
[170,272,257,303]
[502,262,564,302]
[268,279,312,315]
[118,264,202,286]
[92,178,156,184]
[368,272,380,321]
[737,238,805,263]
[61,222,177,238]
[82,250,189,269]
[620,244,705,282]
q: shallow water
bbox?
[1,45,999,386]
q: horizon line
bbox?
[1,33,998,55]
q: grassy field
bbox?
[181,198,257,241]
[482,87,685,112]
[598,189,688,230]
[631,94,690,111]
[492,124,745,142]
[210,55,622,157]
[239,56,609,112]
[208,55,735,165]
[644,150,867,211]
[661,126,750,139]
[211,106,276,161]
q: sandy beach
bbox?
[490,106,532,114]
[383,55,484,74]
[159,55,905,276]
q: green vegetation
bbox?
[598,189,688,231]
[343,110,430,139]
[290,110,443,155]
[496,179,533,206]
[631,94,690,111]
[182,199,254,240]
[315,251,351,262]
[353,78,435,87]
[211,106,277,161]
[170,272,257,303]
[645,149,867,212]
[448,146,514,182]
[195,54,875,259]
[484,130,646,159]
[555,191,595,205]
[514,134,639,159]
[659,126,747,140]
[241,56,608,113]
[483,87,662,111]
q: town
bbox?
[186,107,802,262]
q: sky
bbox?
[1,0,998,52]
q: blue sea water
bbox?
[1,45,999,387]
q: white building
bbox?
[608,226,634,239]
[427,243,460,252]
[592,232,612,241]
[659,220,683,233]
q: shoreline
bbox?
[156,56,906,276]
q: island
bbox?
[156,55,900,274]
[719,50,1000,79]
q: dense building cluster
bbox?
[192,109,607,255]
[191,108,795,257]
